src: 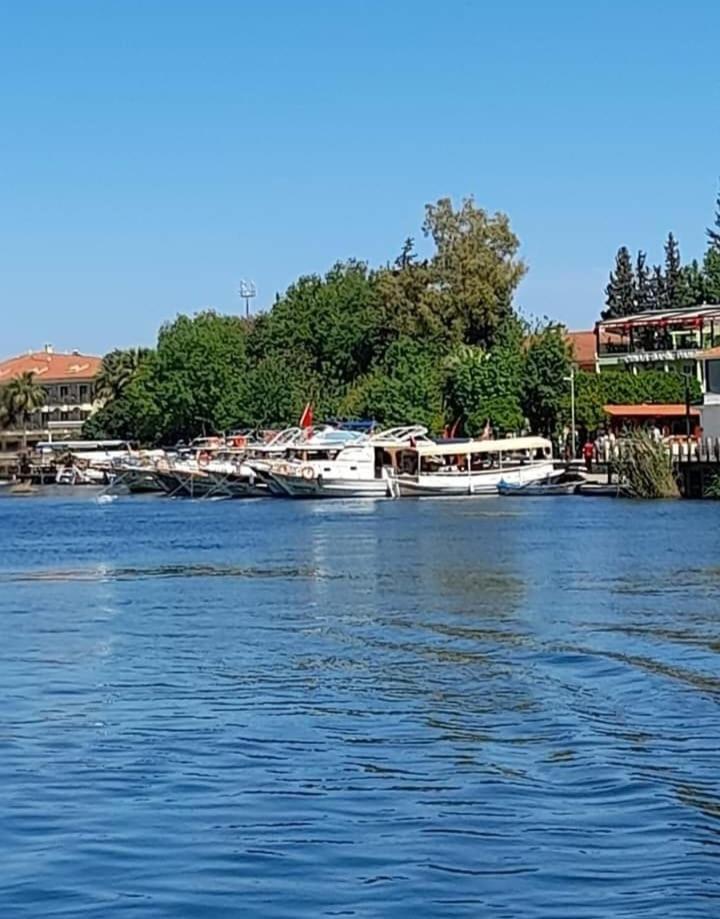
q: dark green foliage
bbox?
[573,369,701,430]
[443,318,525,435]
[634,251,651,312]
[603,246,636,319]
[521,325,572,435]
[664,232,683,308]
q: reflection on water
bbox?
[1,495,719,917]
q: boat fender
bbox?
[301,465,315,480]
[198,452,210,466]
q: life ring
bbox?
[301,465,315,480]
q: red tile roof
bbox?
[565,330,597,369]
[0,351,102,384]
[604,403,700,418]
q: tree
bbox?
[663,232,682,308]
[703,247,720,303]
[444,317,525,435]
[248,261,382,397]
[648,264,666,311]
[340,337,446,430]
[634,250,651,312]
[2,372,46,449]
[680,259,706,307]
[96,347,152,401]
[707,184,720,250]
[521,324,572,435]
[602,246,636,319]
[375,197,526,349]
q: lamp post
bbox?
[563,366,576,460]
[238,280,256,319]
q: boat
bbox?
[154,448,261,498]
[575,482,632,498]
[497,471,586,496]
[267,426,432,498]
[395,436,555,497]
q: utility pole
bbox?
[238,280,256,319]
[564,365,576,460]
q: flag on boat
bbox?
[299,403,314,429]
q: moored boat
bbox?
[396,436,555,497]
[497,471,586,496]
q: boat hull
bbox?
[269,473,391,499]
[398,461,556,497]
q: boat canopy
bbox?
[414,436,552,458]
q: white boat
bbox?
[267,426,432,498]
[395,436,555,496]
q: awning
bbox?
[415,436,552,457]
[603,404,700,418]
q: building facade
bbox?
[0,347,102,465]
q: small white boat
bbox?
[396,436,555,497]
[497,471,585,496]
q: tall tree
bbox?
[96,347,152,401]
[707,184,720,250]
[602,246,636,319]
[634,250,651,311]
[680,259,706,307]
[663,232,682,308]
[648,265,666,310]
[2,372,46,450]
[521,324,572,435]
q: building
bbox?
[595,305,720,383]
[603,403,700,437]
[0,346,102,465]
[565,330,598,372]
[699,345,720,437]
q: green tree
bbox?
[664,232,683,308]
[707,185,720,250]
[96,347,152,401]
[634,250,651,312]
[2,372,46,449]
[521,324,572,435]
[248,261,382,398]
[375,197,526,349]
[703,247,720,303]
[680,259,706,307]
[340,337,446,430]
[444,318,525,434]
[602,246,636,318]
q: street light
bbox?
[238,279,256,318]
[563,365,576,461]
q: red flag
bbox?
[299,403,313,429]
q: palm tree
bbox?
[3,372,47,450]
[96,347,151,401]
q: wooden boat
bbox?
[396,436,555,497]
[575,482,632,498]
[497,472,586,496]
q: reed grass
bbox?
[615,432,680,499]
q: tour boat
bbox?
[496,471,586,496]
[267,426,432,498]
[395,436,555,497]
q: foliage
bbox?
[615,432,680,499]
[96,347,152,401]
[521,325,572,435]
[663,232,683,308]
[340,337,446,430]
[1,372,46,447]
[704,474,720,499]
[572,369,701,430]
[375,197,526,349]
[444,318,525,435]
[603,246,636,319]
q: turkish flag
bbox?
[299,403,313,429]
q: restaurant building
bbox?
[0,346,102,466]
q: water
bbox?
[1,495,719,917]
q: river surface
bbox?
[1,494,719,917]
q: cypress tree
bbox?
[648,265,666,311]
[634,250,651,311]
[680,259,706,306]
[602,246,636,319]
[707,185,720,250]
[663,232,682,309]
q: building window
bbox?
[79,384,88,401]
[60,385,68,399]
[707,359,720,395]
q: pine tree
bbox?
[634,250,651,311]
[707,185,720,250]
[703,248,720,304]
[648,265,666,311]
[663,232,682,309]
[602,246,636,319]
[680,259,706,306]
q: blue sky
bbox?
[1,0,719,356]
